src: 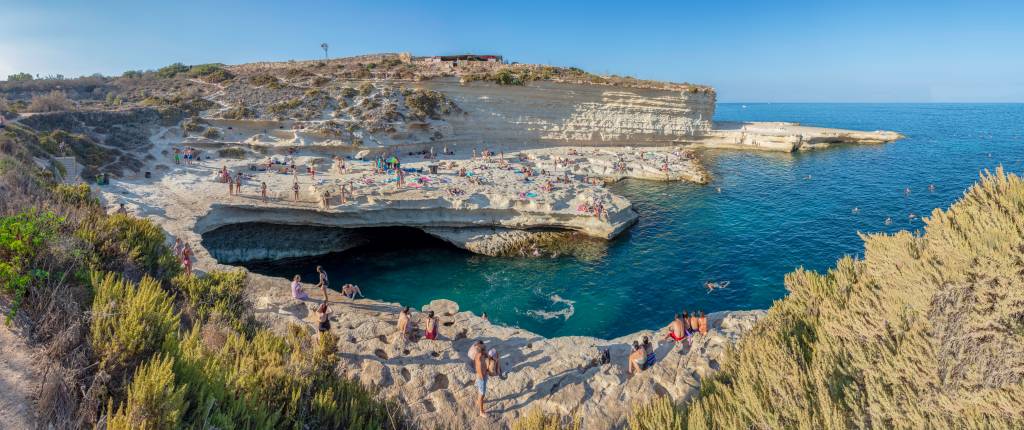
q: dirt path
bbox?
[0,323,38,429]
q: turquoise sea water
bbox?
[246,104,1024,339]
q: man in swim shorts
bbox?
[473,342,488,417]
[665,314,686,343]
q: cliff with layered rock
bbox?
[417,78,715,148]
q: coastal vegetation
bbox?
[0,127,406,429]
[616,169,1024,429]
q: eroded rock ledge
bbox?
[245,271,766,429]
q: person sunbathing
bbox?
[341,283,363,299]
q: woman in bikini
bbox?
[181,243,193,275]
[315,301,332,341]
[628,341,645,376]
[423,310,438,340]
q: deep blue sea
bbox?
[247,104,1024,339]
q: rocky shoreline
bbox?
[243,268,766,429]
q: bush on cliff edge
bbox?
[646,168,1024,429]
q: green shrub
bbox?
[404,89,454,119]
[250,74,282,88]
[106,354,188,430]
[53,183,98,207]
[627,396,685,430]
[511,409,581,430]
[0,210,62,321]
[26,90,74,112]
[682,168,1024,429]
[121,70,144,79]
[339,87,358,98]
[172,270,251,333]
[156,63,189,79]
[221,105,254,120]
[267,98,302,115]
[181,117,205,133]
[494,68,526,85]
[140,96,170,107]
[357,82,375,96]
[170,325,402,429]
[312,76,330,87]
[201,127,221,140]
[217,147,246,158]
[186,63,234,83]
[7,72,33,81]
[75,213,180,278]
[90,272,179,370]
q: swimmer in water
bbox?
[904,187,912,196]
[852,207,860,214]
[804,175,812,180]
[929,184,936,192]
[885,217,893,225]
[705,280,730,293]
[908,213,917,221]
[715,187,722,193]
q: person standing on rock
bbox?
[292,180,300,202]
[261,182,268,203]
[698,311,708,335]
[422,310,438,340]
[235,173,243,195]
[172,238,184,260]
[181,243,193,276]
[473,342,489,418]
[314,266,329,301]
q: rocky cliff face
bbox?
[418,78,716,148]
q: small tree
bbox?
[6,72,33,82]
[320,43,329,60]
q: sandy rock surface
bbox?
[247,273,765,429]
[0,323,39,430]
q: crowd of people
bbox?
[624,311,709,377]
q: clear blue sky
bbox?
[1,0,1022,102]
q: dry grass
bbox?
[675,168,1024,429]
[26,91,74,113]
